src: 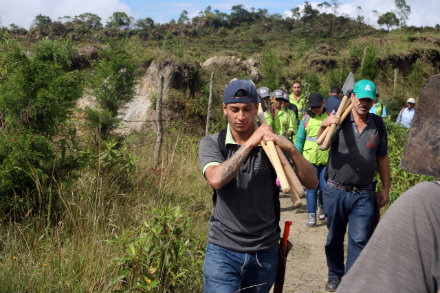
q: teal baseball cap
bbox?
[353,80,376,101]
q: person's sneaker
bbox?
[318,205,326,221]
[307,213,316,226]
[325,278,341,292]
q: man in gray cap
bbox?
[199,79,317,293]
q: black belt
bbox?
[328,179,373,193]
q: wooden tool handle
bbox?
[275,145,302,208]
[319,96,348,150]
[316,125,330,145]
[261,140,290,194]
[256,111,291,194]
[319,102,354,151]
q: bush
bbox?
[375,120,434,205]
[109,206,205,292]
[0,38,83,216]
[87,41,138,137]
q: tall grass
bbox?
[0,128,210,292]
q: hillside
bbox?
[0,7,438,292]
[5,11,440,129]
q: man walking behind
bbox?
[289,81,305,117]
[318,79,390,292]
[326,86,342,115]
[199,79,317,293]
[396,97,416,128]
[295,93,329,226]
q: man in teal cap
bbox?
[318,79,390,292]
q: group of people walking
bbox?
[198,78,416,293]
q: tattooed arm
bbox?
[204,124,272,190]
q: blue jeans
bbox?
[203,243,279,293]
[306,164,327,214]
[322,183,375,279]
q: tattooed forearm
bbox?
[220,144,250,184]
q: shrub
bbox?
[109,206,205,292]
[0,38,83,216]
[86,41,138,137]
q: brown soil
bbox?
[276,193,329,293]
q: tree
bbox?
[87,42,138,136]
[178,10,190,25]
[106,12,133,30]
[394,0,411,27]
[135,17,154,30]
[74,13,102,29]
[378,12,400,31]
[291,7,301,21]
[0,38,84,214]
[302,1,319,21]
[32,14,52,36]
[229,4,252,26]
[356,6,365,23]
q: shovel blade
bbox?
[400,74,440,178]
[342,72,355,95]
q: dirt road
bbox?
[278,193,329,293]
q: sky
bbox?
[0,0,438,29]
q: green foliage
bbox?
[0,39,83,215]
[407,60,429,97]
[360,47,379,81]
[87,41,138,136]
[260,48,283,90]
[109,206,204,292]
[327,66,351,90]
[106,12,133,30]
[0,39,83,135]
[378,12,400,31]
[162,32,183,57]
[376,121,434,205]
[394,0,411,27]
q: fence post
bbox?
[153,74,164,166]
[205,72,214,136]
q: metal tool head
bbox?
[342,72,355,97]
[400,74,440,178]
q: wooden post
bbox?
[153,74,164,166]
[360,46,368,69]
[393,68,399,94]
[205,72,214,136]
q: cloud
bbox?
[0,0,132,28]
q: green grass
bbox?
[0,129,210,292]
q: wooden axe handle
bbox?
[319,96,348,150]
[317,97,348,145]
[275,145,303,208]
[256,110,291,194]
[261,140,291,194]
[316,125,330,145]
[319,102,353,151]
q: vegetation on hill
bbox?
[0,2,438,291]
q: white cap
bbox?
[407,98,416,104]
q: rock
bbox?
[202,55,260,80]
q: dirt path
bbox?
[277,193,329,293]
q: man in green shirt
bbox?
[289,81,306,117]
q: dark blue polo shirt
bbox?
[326,95,341,115]
[327,112,387,187]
